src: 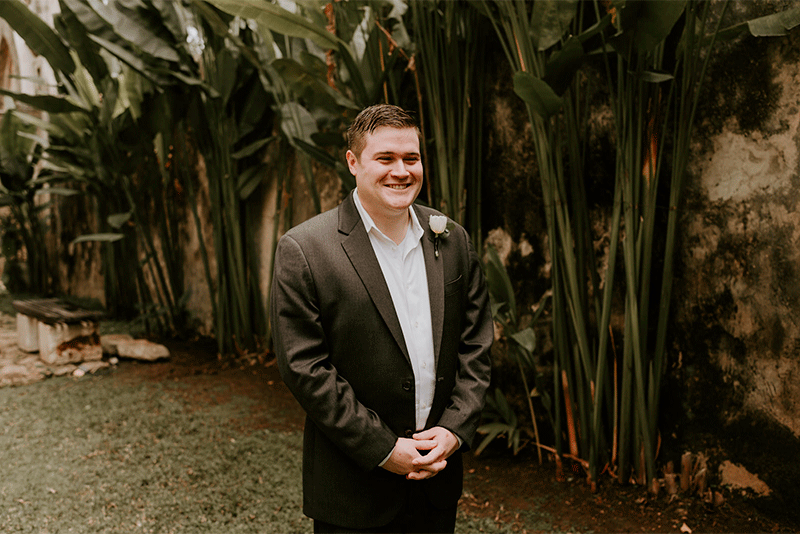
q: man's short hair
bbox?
[346,104,419,158]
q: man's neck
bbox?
[372,210,410,245]
[353,189,412,245]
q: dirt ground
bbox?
[106,338,799,534]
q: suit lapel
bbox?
[417,206,444,368]
[339,193,410,362]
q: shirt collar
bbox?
[352,188,424,244]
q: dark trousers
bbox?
[313,481,458,534]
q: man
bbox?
[270,104,492,533]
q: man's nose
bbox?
[390,159,410,177]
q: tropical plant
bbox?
[0,110,68,294]
[476,388,525,456]
[409,0,487,247]
[0,0,207,334]
[479,0,800,494]
[598,0,800,490]
[196,0,419,348]
[483,243,551,462]
[479,0,615,487]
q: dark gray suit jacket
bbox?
[270,191,492,529]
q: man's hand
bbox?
[381,437,436,476]
[407,427,460,480]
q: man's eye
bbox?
[405,158,419,164]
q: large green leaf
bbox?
[718,6,800,40]
[0,88,88,114]
[107,211,132,229]
[70,232,125,245]
[513,71,562,120]
[279,102,317,144]
[484,244,517,324]
[530,0,578,51]
[237,163,268,200]
[292,137,339,169]
[83,0,180,62]
[510,327,537,354]
[231,136,277,159]
[87,34,162,85]
[149,0,188,44]
[749,6,800,36]
[612,0,687,56]
[543,36,584,96]
[54,1,110,85]
[12,111,70,139]
[202,0,346,52]
[273,58,359,112]
[35,187,79,197]
[0,0,76,74]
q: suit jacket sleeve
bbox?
[270,233,398,471]
[434,225,493,448]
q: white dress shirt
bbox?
[353,189,436,431]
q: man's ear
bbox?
[345,150,358,176]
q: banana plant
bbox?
[410,0,487,249]
[480,0,617,489]
[0,110,78,294]
[484,243,552,463]
[0,0,201,332]
[202,0,413,196]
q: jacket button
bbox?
[402,380,412,391]
[405,429,414,438]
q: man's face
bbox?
[346,126,423,220]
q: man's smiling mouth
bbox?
[386,184,410,190]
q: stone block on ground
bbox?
[74,360,110,377]
[39,321,98,364]
[116,339,170,361]
[0,363,45,387]
[16,313,39,352]
[51,364,78,377]
[52,342,103,366]
[100,334,134,355]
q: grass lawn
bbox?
[1,372,309,533]
[0,356,543,533]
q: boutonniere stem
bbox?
[429,215,448,258]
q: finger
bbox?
[406,469,435,481]
[411,448,443,466]
[412,439,437,452]
[412,457,448,470]
[412,429,435,440]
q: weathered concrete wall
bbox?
[669,21,800,507]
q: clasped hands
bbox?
[382,426,459,480]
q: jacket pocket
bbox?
[444,274,464,296]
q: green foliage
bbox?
[0,0,75,74]
[482,244,551,462]
[481,0,800,492]
[0,111,63,294]
[0,0,203,334]
[410,0,487,246]
[476,388,524,456]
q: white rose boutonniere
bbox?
[429,215,449,258]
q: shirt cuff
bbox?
[378,445,395,467]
